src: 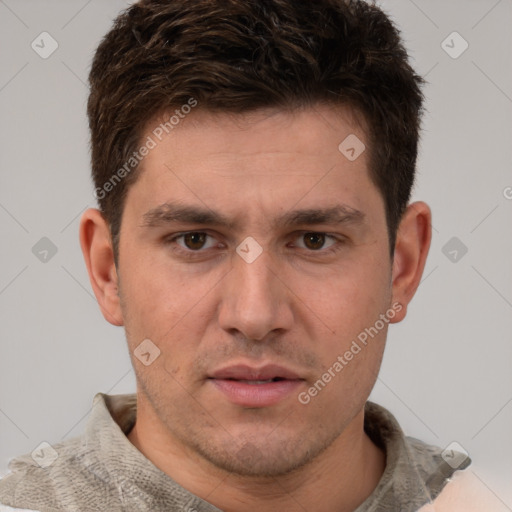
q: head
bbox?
[81,0,431,478]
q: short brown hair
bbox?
[87,0,424,260]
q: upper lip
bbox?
[209,364,303,381]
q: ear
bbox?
[79,208,124,326]
[389,201,432,323]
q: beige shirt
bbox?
[0,393,503,511]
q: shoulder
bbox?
[0,393,138,511]
[0,436,86,511]
[418,467,511,512]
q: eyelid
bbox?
[291,231,338,250]
[167,231,221,251]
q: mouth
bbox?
[224,378,286,385]
[207,364,305,407]
[209,363,302,381]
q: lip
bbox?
[209,364,302,381]
[208,364,305,407]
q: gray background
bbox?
[1,0,511,507]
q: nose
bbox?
[217,246,294,341]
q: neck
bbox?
[128,394,385,512]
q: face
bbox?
[116,105,394,477]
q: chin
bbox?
[193,428,337,478]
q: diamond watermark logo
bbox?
[442,236,468,263]
[32,237,58,263]
[236,236,263,264]
[134,338,161,366]
[31,441,58,468]
[441,31,468,59]
[338,134,365,161]
[31,31,59,59]
[442,441,469,469]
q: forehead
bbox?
[126,104,382,226]
[145,104,368,165]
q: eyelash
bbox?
[165,231,345,259]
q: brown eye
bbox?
[303,232,326,250]
[183,232,207,250]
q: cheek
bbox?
[118,254,224,375]
[296,258,391,335]
[304,315,388,415]
[292,263,391,398]
[118,256,187,347]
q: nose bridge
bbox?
[236,246,275,297]
[218,244,291,340]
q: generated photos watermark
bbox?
[94,97,198,200]
[298,302,403,405]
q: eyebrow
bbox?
[141,201,365,230]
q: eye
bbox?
[172,232,218,251]
[293,232,337,251]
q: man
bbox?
[0,0,495,510]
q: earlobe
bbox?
[389,201,432,324]
[79,208,124,326]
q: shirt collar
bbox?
[79,393,222,511]
[356,402,470,511]
[84,393,469,512]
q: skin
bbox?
[80,104,431,512]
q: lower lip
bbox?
[209,379,303,407]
